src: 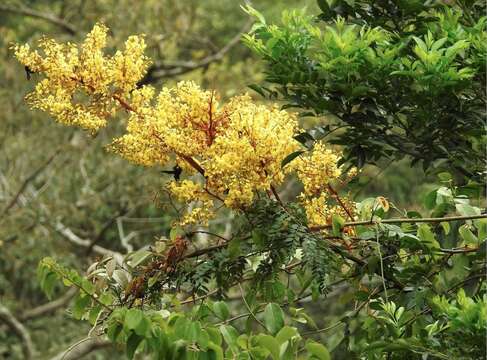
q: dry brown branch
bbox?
[139,20,252,85]
[0,303,35,359]
[49,337,112,360]
[20,288,78,321]
[1,150,59,217]
[0,4,77,35]
[55,221,124,263]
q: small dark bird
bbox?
[24,66,34,80]
[161,165,182,180]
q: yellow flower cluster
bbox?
[14,24,354,227]
[290,143,356,226]
[13,24,150,131]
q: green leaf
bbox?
[316,0,330,14]
[127,249,151,268]
[72,293,89,319]
[81,278,95,295]
[125,308,151,337]
[207,327,222,346]
[255,334,280,360]
[237,334,249,350]
[440,221,450,235]
[275,326,299,345]
[459,225,478,246]
[305,341,331,360]
[186,321,203,343]
[207,341,224,360]
[212,301,230,321]
[424,190,438,210]
[126,332,144,359]
[42,272,58,299]
[475,218,487,240]
[219,325,239,354]
[125,308,144,330]
[437,172,452,182]
[88,305,102,325]
[241,4,266,24]
[107,322,123,342]
[263,303,285,335]
[332,215,345,236]
[456,203,481,217]
[417,224,440,249]
[248,84,266,98]
[281,150,305,168]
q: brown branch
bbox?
[327,183,354,220]
[310,214,487,232]
[49,337,112,360]
[438,246,480,254]
[1,150,59,217]
[0,4,77,35]
[183,243,229,259]
[270,184,283,206]
[55,221,124,263]
[0,303,35,359]
[20,288,78,321]
[85,207,129,255]
[178,153,206,176]
[138,20,252,85]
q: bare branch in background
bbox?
[49,337,112,360]
[0,4,77,35]
[1,150,59,217]
[85,207,130,255]
[0,304,35,359]
[55,221,124,263]
[138,20,252,85]
[20,288,78,321]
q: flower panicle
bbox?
[14,24,355,227]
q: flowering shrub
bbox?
[14,24,355,227]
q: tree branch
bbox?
[310,214,487,232]
[0,303,35,359]
[0,4,77,35]
[20,287,78,321]
[138,20,252,85]
[55,221,124,263]
[49,337,112,360]
[1,150,59,217]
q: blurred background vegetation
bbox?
[0,1,434,358]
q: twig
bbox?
[438,246,480,254]
[238,284,267,330]
[20,287,77,321]
[310,214,487,232]
[1,150,59,217]
[50,337,111,360]
[0,303,35,359]
[375,224,388,301]
[138,20,252,85]
[327,183,354,220]
[0,4,77,35]
[85,207,129,255]
[55,221,124,263]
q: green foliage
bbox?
[33,177,485,359]
[246,200,338,294]
[2,1,486,359]
[244,1,486,178]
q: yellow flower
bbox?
[14,24,355,227]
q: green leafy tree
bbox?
[243,1,486,178]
